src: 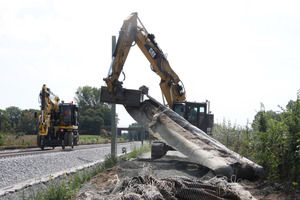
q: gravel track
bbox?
[0,142,141,198]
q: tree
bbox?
[79,108,104,135]
[75,86,104,112]
[0,109,12,133]
[280,96,300,181]
[252,103,280,132]
[99,106,112,126]
[6,106,22,131]
[75,86,112,135]
[20,109,39,135]
[249,92,300,184]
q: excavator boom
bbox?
[102,12,186,108]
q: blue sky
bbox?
[0,0,300,127]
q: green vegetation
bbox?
[75,86,115,135]
[0,108,38,136]
[0,134,37,147]
[214,90,300,190]
[0,134,128,148]
[30,143,150,200]
[120,142,151,160]
[0,132,6,146]
[78,135,110,145]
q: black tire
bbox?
[37,134,41,147]
[40,138,44,150]
[74,133,78,146]
[62,141,65,150]
[63,133,68,149]
[68,132,74,148]
[151,142,167,159]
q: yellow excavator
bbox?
[36,84,79,150]
[100,13,214,157]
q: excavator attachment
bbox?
[100,86,143,106]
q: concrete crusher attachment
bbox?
[125,98,264,180]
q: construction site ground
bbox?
[74,151,300,200]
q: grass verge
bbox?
[0,135,127,149]
[0,132,126,149]
[29,143,151,200]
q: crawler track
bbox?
[0,144,111,159]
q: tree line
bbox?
[74,86,113,135]
[213,90,300,189]
[0,107,37,135]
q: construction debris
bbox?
[125,100,264,180]
[75,162,256,200]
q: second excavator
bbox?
[37,84,79,150]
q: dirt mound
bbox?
[89,166,122,191]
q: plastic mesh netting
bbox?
[102,167,247,200]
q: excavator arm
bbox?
[103,12,186,108]
[38,84,60,136]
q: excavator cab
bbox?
[59,102,78,126]
[173,102,214,136]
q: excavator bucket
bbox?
[100,86,143,106]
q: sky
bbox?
[0,0,300,127]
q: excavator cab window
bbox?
[173,104,185,118]
[173,103,206,128]
[187,106,198,122]
[183,102,208,133]
[60,105,72,125]
[199,107,205,125]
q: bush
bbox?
[15,132,25,139]
[0,132,6,146]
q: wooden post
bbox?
[111,36,117,156]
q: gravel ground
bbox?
[0,142,141,199]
